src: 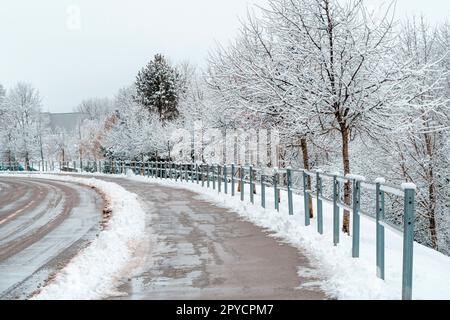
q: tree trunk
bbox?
[40,145,44,166]
[7,150,12,169]
[341,125,351,234]
[237,167,241,192]
[79,148,83,170]
[425,133,438,249]
[300,137,314,218]
[428,180,438,249]
[25,151,30,171]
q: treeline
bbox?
[204,0,450,253]
[1,0,448,255]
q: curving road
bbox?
[94,177,327,300]
[0,177,103,299]
[0,174,327,300]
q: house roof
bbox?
[42,112,87,133]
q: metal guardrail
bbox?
[3,159,416,300]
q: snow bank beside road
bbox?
[123,174,450,300]
[6,174,148,300]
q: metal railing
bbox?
[2,159,416,300]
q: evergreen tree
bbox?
[134,54,181,121]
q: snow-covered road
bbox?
[0,177,102,299]
[0,173,328,299]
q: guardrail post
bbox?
[376,179,385,280]
[316,171,323,234]
[287,168,293,215]
[231,164,235,196]
[402,185,415,300]
[333,175,340,246]
[240,166,244,201]
[213,165,216,190]
[153,161,156,178]
[352,179,361,258]
[224,165,228,194]
[219,165,223,193]
[261,174,265,208]
[165,161,171,180]
[163,161,166,179]
[303,171,310,226]
[164,162,167,179]
[196,164,199,184]
[250,166,254,204]
[201,165,205,187]
[274,171,279,211]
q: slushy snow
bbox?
[21,174,148,299]
[121,173,450,300]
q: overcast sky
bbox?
[1,0,449,113]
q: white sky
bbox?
[1,0,449,113]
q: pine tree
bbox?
[134,54,181,121]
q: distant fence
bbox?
[2,159,416,300]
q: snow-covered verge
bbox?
[117,173,450,300]
[0,173,147,299]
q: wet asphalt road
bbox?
[96,177,327,300]
[0,174,327,300]
[0,177,102,299]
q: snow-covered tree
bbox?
[6,82,42,170]
[134,54,182,121]
[76,97,114,121]
[0,83,16,166]
[385,17,450,252]
[103,86,177,160]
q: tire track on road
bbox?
[0,176,103,299]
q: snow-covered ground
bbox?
[3,171,449,299]
[118,173,450,300]
[3,174,149,300]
